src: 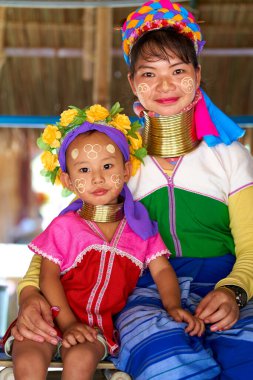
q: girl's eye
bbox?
[173,69,184,75]
[80,167,89,173]
[104,163,112,170]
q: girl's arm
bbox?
[40,258,77,332]
[149,256,205,336]
[149,256,181,311]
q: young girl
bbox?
[5,103,204,380]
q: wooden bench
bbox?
[0,354,131,380]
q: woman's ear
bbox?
[60,172,74,192]
[127,73,137,96]
[123,160,131,183]
[196,65,201,89]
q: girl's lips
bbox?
[92,189,108,196]
[155,97,179,104]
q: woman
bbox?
[11,1,253,379]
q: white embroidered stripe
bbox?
[86,246,107,326]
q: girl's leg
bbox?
[12,339,55,380]
[61,339,105,380]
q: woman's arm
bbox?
[195,186,253,330]
[12,254,58,344]
[216,185,253,298]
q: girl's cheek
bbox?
[73,178,86,194]
[180,76,195,94]
[110,174,123,189]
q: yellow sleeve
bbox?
[215,186,253,299]
[17,254,41,298]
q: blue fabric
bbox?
[111,255,253,380]
[202,91,245,147]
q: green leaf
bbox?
[110,102,124,117]
[134,147,147,163]
[61,187,73,197]
[68,105,82,112]
[37,137,50,151]
[50,167,60,184]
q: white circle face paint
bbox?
[137,82,150,94]
[111,174,122,189]
[74,178,86,194]
[71,148,79,160]
[106,144,115,154]
[181,77,194,94]
[83,144,102,159]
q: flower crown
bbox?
[37,102,147,193]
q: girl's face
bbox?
[128,49,201,116]
[61,132,130,206]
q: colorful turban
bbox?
[122,0,205,65]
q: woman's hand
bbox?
[167,307,205,337]
[195,288,240,331]
[11,286,58,345]
[62,322,98,348]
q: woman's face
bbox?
[128,49,201,116]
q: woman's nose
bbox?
[158,78,174,92]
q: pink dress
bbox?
[29,211,169,354]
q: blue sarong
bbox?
[111,255,253,379]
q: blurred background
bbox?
[0,0,252,338]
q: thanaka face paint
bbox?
[111,174,122,189]
[71,148,79,160]
[181,77,194,94]
[83,144,102,159]
[106,144,115,154]
[74,178,86,194]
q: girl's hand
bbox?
[195,288,240,332]
[62,322,98,348]
[11,287,58,345]
[167,307,205,337]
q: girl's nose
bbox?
[92,171,105,184]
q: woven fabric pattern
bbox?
[122,0,205,65]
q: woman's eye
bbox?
[104,163,112,170]
[143,72,154,78]
[80,167,89,173]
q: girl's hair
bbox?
[129,27,199,78]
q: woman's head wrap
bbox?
[122,0,205,65]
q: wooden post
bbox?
[82,8,95,81]
[0,7,6,71]
[93,7,112,107]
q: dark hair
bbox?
[129,27,199,78]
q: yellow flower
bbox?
[130,155,141,176]
[86,105,109,123]
[54,168,63,186]
[42,125,61,148]
[41,151,59,172]
[60,109,78,127]
[128,132,142,151]
[110,114,131,134]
